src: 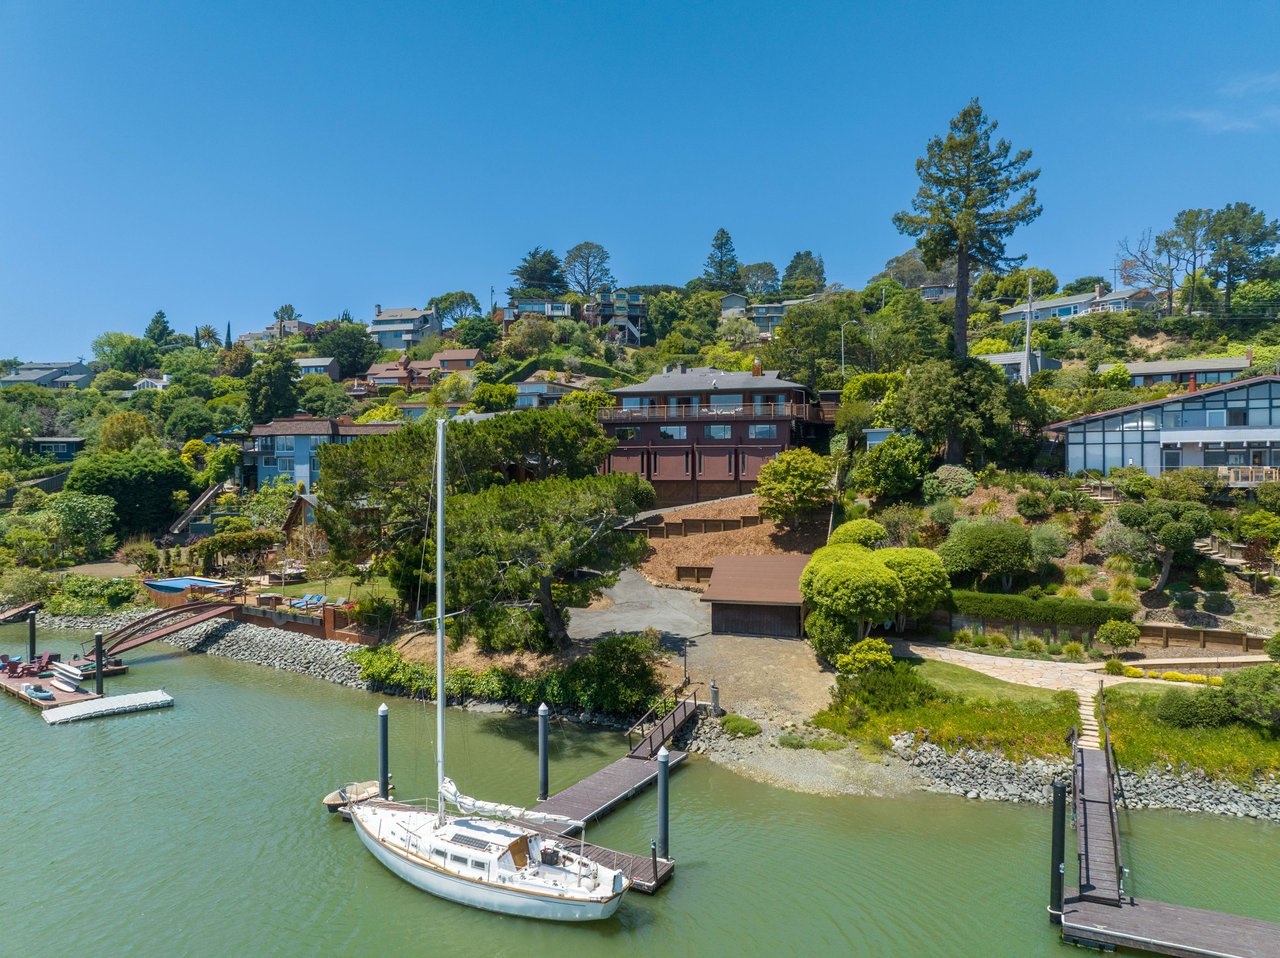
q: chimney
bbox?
[1247,346,1254,366]
[751,357,763,377]
[375,304,382,317]
[1188,373,1197,393]
[1095,283,1105,299]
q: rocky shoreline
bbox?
[23,612,1280,819]
[888,731,1280,822]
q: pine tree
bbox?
[781,251,826,296]
[225,322,233,350]
[893,98,1041,359]
[702,228,743,292]
[507,247,567,298]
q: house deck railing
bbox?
[598,402,810,422]
[1217,465,1280,486]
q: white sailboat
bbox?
[345,419,630,921]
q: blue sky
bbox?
[3,0,1280,359]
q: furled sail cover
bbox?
[440,778,585,830]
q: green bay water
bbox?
[3,626,1277,957]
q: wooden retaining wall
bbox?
[674,565,715,584]
[1137,622,1265,652]
[636,513,764,539]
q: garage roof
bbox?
[699,554,810,607]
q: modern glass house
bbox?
[1048,375,1280,484]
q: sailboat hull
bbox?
[351,809,623,922]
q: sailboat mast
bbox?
[435,417,446,817]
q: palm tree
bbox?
[196,325,221,349]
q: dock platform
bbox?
[0,671,101,709]
[518,820,675,894]
[1063,895,1280,958]
[530,752,688,834]
[1055,689,1280,956]
[42,690,174,725]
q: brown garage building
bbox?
[700,554,810,638]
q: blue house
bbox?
[242,416,403,492]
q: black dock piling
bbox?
[378,703,389,799]
[538,702,549,801]
[1050,779,1066,925]
[657,746,670,859]
[94,632,104,696]
[28,609,36,661]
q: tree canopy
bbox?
[702,228,743,292]
[508,247,567,298]
[893,98,1041,358]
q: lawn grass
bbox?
[1102,684,1280,783]
[813,659,1078,762]
[909,658,1059,706]
[267,575,390,604]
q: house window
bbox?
[748,424,777,440]
[1162,448,1181,471]
[704,425,731,439]
[276,436,295,452]
[276,457,294,474]
[659,425,687,440]
[616,427,638,440]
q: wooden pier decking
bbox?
[1063,894,1280,958]
[529,751,689,832]
[1074,745,1123,905]
[517,820,676,894]
[1057,693,1280,956]
[0,601,41,623]
[0,670,101,709]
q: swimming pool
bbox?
[143,577,233,594]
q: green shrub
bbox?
[1021,584,1044,600]
[1091,587,1110,602]
[951,628,973,644]
[829,518,888,548]
[1222,666,1280,732]
[1061,641,1086,661]
[1203,592,1230,613]
[777,732,805,749]
[1156,688,1235,728]
[1104,556,1135,574]
[834,637,894,675]
[1110,588,1137,606]
[1134,576,1153,591]
[986,631,1009,650]
[1045,642,1063,656]
[969,633,989,648]
[949,590,1135,630]
[1123,666,1145,678]
[1024,638,1045,654]
[43,575,140,615]
[922,464,976,501]
[564,632,662,715]
[1266,632,1280,662]
[1111,572,1135,590]
[850,660,945,712]
[1103,657,1127,676]
[1015,492,1050,520]
[1173,591,1199,610]
[0,567,57,604]
[1197,561,1228,591]
[721,713,762,738]
[806,609,857,664]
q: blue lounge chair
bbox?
[289,593,316,609]
[305,595,328,610]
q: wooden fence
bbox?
[637,514,764,539]
[674,565,715,584]
[1137,622,1266,653]
[0,469,69,508]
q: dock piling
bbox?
[378,703,389,799]
[1049,779,1065,925]
[94,632,104,696]
[537,702,549,801]
[710,679,720,717]
[657,746,670,859]
[28,609,36,661]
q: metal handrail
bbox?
[598,402,807,422]
[1097,683,1126,894]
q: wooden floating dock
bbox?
[42,690,174,725]
[1058,701,1280,956]
[1063,895,1280,958]
[0,670,101,710]
[530,752,688,833]
[0,601,41,623]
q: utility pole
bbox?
[1021,275,1035,387]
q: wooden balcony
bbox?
[598,402,811,422]
[1217,465,1280,487]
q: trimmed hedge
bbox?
[950,590,1135,629]
[498,355,639,387]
